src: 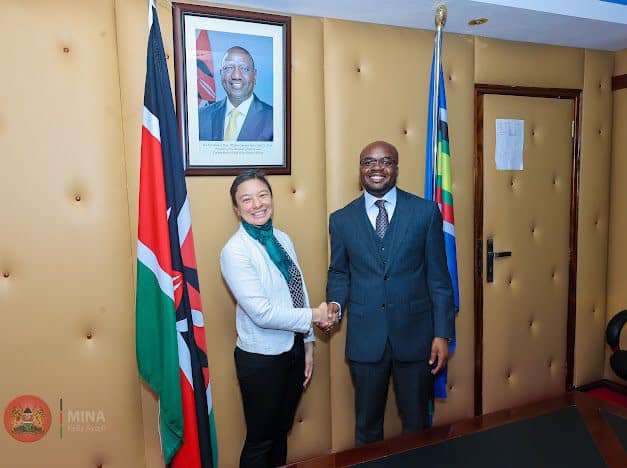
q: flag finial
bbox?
[435,5,448,29]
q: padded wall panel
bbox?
[0,0,143,466]
[606,48,627,382]
[574,50,614,386]
[113,0,163,465]
[115,1,331,466]
[615,48,627,75]
[323,18,475,451]
[475,37,584,89]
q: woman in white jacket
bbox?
[220,170,330,468]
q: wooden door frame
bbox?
[473,84,582,416]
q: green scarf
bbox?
[242,219,293,284]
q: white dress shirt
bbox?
[363,186,397,228]
[220,224,315,355]
[223,94,253,140]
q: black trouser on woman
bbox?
[234,334,305,468]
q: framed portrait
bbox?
[172,4,291,175]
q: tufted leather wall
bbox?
[0,0,619,465]
[575,50,614,386]
[474,37,584,89]
[475,41,614,392]
[606,48,627,382]
[482,94,573,414]
[0,0,144,466]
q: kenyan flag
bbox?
[136,2,217,466]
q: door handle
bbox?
[487,238,511,283]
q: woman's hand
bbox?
[304,342,314,388]
[312,302,329,324]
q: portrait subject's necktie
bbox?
[224,108,241,141]
[375,199,389,238]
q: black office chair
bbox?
[607,309,627,381]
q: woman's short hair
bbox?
[229,169,273,206]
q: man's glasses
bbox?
[360,157,397,168]
[221,64,253,74]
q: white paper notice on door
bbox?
[495,119,524,170]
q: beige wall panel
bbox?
[0,0,143,467]
[113,0,163,466]
[606,50,627,382]
[615,48,627,75]
[116,1,331,465]
[323,19,475,451]
[475,37,584,89]
[574,50,614,386]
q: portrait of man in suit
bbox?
[325,140,455,446]
[198,46,273,142]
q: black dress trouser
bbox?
[349,340,433,446]
[234,334,305,468]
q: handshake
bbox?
[312,302,340,331]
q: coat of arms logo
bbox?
[3,395,51,442]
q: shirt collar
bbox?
[364,186,397,209]
[226,94,254,117]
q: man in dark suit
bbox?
[198,46,273,141]
[326,140,455,446]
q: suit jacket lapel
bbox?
[239,95,262,141]
[213,99,226,139]
[348,196,385,269]
[384,189,411,273]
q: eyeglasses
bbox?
[360,157,397,168]
[221,64,253,74]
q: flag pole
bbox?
[430,4,447,198]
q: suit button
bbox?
[381,304,386,309]
[381,247,385,251]
[384,275,389,281]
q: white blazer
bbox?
[220,224,315,355]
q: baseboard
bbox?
[576,379,627,395]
